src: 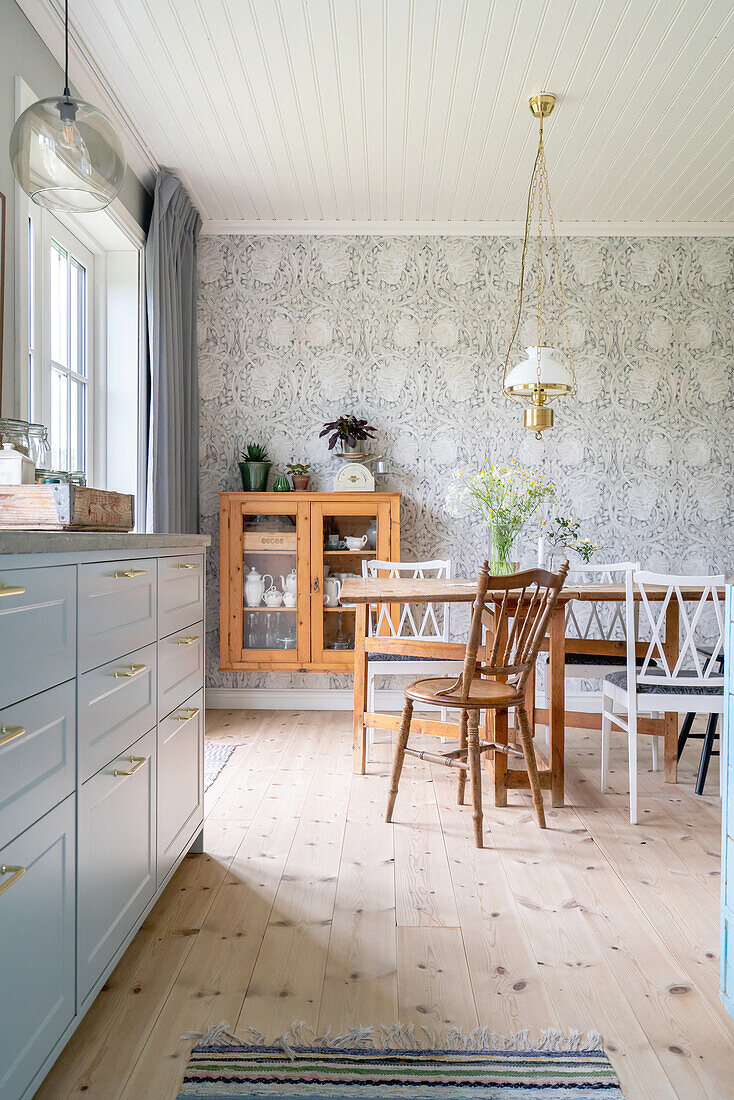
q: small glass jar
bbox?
[28,423,51,469]
[0,418,31,457]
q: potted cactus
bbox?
[287,462,312,491]
[239,443,271,491]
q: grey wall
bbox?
[0,0,152,414]
[197,233,734,692]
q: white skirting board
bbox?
[205,688,602,712]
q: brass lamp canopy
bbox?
[502,92,577,438]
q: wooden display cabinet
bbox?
[220,492,400,672]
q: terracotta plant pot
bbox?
[291,474,310,491]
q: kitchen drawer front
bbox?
[158,689,204,884]
[159,621,204,719]
[0,682,76,845]
[78,728,156,1004]
[0,565,76,710]
[0,795,76,1100]
[78,643,157,782]
[159,553,205,638]
[78,559,157,672]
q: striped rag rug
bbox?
[177,1024,625,1098]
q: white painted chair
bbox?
[601,570,725,824]
[538,561,661,765]
[362,558,462,758]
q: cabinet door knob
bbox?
[114,569,147,579]
[0,584,26,597]
[0,865,25,896]
[176,635,200,646]
[0,725,26,748]
[113,755,146,777]
[176,562,199,570]
[313,577,319,592]
[175,707,200,722]
[113,663,147,679]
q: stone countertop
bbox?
[0,532,210,555]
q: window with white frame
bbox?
[28,208,94,478]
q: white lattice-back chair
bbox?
[362,559,462,758]
[602,570,725,823]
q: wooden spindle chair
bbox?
[385,560,569,846]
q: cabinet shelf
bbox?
[242,548,297,555]
[243,606,296,612]
[323,549,376,556]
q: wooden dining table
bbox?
[341,576,722,808]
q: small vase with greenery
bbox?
[287,462,312,491]
[239,443,271,492]
[320,415,377,453]
[447,460,556,575]
[546,516,599,566]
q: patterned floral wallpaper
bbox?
[198,234,733,691]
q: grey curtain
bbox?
[144,170,201,532]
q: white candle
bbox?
[538,535,545,566]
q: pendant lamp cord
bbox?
[63,0,70,97]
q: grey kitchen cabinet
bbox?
[0,535,208,1100]
[0,796,76,1100]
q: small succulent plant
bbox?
[286,462,312,475]
[320,416,377,451]
[240,443,269,462]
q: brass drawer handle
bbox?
[0,725,26,748]
[0,864,26,896]
[113,663,147,679]
[113,755,146,777]
[176,635,200,646]
[175,707,200,722]
[0,584,26,597]
[114,569,147,579]
[176,562,199,570]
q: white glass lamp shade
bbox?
[10,95,126,212]
[505,346,573,397]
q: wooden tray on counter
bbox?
[0,485,134,530]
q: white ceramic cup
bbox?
[283,592,296,608]
[323,576,342,607]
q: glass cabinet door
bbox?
[310,500,391,668]
[233,500,309,666]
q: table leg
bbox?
[485,608,509,806]
[663,598,680,782]
[352,603,368,775]
[549,604,565,807]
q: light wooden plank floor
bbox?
[37,709,734,1100]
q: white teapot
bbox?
[245,568,272,607]
[323,575,342,607]
[279,569,297,597]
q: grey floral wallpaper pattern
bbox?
[198,234,733,691]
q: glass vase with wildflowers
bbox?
[546,516,599,564]
[447,460,556,574]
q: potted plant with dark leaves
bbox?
[287,462,312,491]
[320,415,377,454]
[239,443,271,491]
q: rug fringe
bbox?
[181,1020,604,1056]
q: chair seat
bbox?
[605,668,724,697]
[546,652,650,667]
[405,676,523,710]
[367,651,460,663]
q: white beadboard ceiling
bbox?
[16,0,734,234]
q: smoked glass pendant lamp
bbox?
[9,0,126,213]
[503,93,577,438]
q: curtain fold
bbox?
[144,170,201,533]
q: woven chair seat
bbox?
[605,668,723,697]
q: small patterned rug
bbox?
[204,743,236,791]
[177,1023,625,1098]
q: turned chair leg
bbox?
[516,703,546,829]
[466,709,484,847]
[457,709,468,806]
[386,698,413,823]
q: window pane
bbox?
[50,241,68,367]
[51,368,69,470]
[69,378,86,473]
[70,258,86,377]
